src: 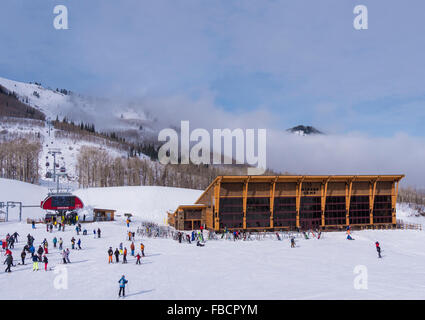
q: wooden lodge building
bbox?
[168,175,404,231]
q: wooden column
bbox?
[242,178,249,229]
[321,180,328,227]
[392,181,399,224]
[213,180,221,231]
[296,178,304,228]
[369,180,377,225]
[346,180,353,225]
[270,179,276,228]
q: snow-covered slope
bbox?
[1,178,425,300]
[0,178,201,224]
[74,186,202,225]
[0,76,156,135]
[0,220,424,299]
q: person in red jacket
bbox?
[136,252,141,265]
[375,241,382,258]
[43,255,48,271]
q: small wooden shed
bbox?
[93,208,116,222]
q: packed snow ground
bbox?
[1,178,425,299]
[0,220,425,300]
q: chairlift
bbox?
[45,172,52,179]
[46,162,50,167]
[60,166,66,173]
[55,163,59,168]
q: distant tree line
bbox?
[399,187,425,207]
[76,146,277,190]
[0,139,42,183]
[0,85,45,120]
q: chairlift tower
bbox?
[46,148,69,195]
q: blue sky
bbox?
[1,0,425,137]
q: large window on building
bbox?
[349,196,370,224]
[246,197,270,228]
[273,197,297,227]
[219,197,243,229]
[300,197,321,229]
[325,196,346,226]
[373,195,392,224]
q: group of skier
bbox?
[176,227,206,247]
[107,240,145,265]
[1,216,96,272]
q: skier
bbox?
[32,220,36,229]
[59,238,63,250]
[178,232,182,243]
[29,245,35,258]
[108,247,113,263]
[65,249,71,263]
[291,237,296,248]
[32,254,39,271]
[62,250,67,264]
[375,241,382,258]
[119,242,123,255]
[114,248,120,263]
[71,237,76,250]
[43,241,48,254]
[21,250,26,265]
[123,248,127,264]
[76,225,80,235]
[53,237,57,248]
[12,232,19,243]
[4,253,13,273]
[276,232,281,241]
[140,243,145,257]
[93,229,97,238]
[8,237,15,249]
[37,245,44,261]
[128,231,132,241]
[130,242,135,256]
[97,228,101,238]
[43,255,48,271]
[135,252,141,265]
[126,218,130,228]
[347,234,354,240]
[118,275,128,297]
[191,231,195,242]
[186,234,191,243]
[77,239,82,250]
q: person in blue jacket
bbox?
[29,245,35,258]
[118,275,128,297]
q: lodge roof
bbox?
[194,174,405,205]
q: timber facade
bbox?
[168,175,404,231]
